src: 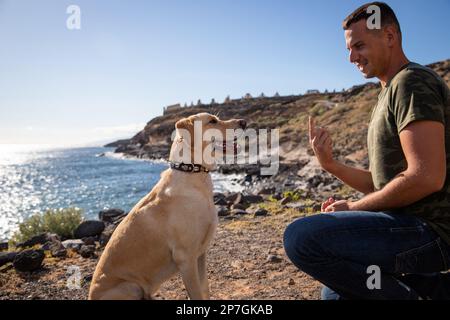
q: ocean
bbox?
[0,145,244,241]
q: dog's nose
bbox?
[239,119,247,129]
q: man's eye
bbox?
[209,119,218,124]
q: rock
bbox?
[256,187,276,195]
[82,237,96,246]
[213,192,226,202]
[0,252,18,267]
[285,202,306,211]
[0,242,8,251]
[16,233,60,249]
[253,208,268,217]
[84,274,93,282]
[99,224,117,247]
[74,220,105,239]
[216,206,230,217]
[266,254,282,263]
[330,180,342,190]
[79,245,96,258]
[271,193,283,201]
[62,239,84,251]
[13,249,45,272]
[231,203,246,211]
[214,198,228,206]
[230,209,248,215]
[99,208,125,223]
[243,195,264,204]
[41,240,67,258]
[280,196,292,205]
[225,193,242,205]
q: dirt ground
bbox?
[0,203,321,300]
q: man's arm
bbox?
[348,120,446,212]
[324,161,374,195]
[309,116,375,195]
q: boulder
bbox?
[214,198,228,206]
[271,193,283,201]
[231,203,246,211]
[0,242,8,251]
[74,220,105,239]
[230,209,247,216]
[99,224,117,247]
[98,208,125,224]
[62,239,84,251]
[0,252,18,267]
[79,245,96,258]
[253,208,269,217]
[216,206,230,217]
[280,197,292,205]
[41,240,67,258]
[13,249,45,272]
[213,192,226,202]
[82,236,96,246]
[243,195,264,204]
[16,233,60,249]
[225,193,242,205]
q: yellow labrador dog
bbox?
[89,113,246,300]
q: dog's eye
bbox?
[209,119,218,124]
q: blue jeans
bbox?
[283,211,450,300]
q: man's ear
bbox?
[175,118,193,130]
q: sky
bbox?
[0,0,449,146]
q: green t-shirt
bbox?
[367,62,450,245]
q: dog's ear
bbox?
[175,118,193,130]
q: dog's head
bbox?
[169,112,246,171]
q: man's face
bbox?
[345,20,389,79]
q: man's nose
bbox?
[349,49,358,64]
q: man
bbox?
[284,2,450,299]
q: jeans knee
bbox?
[283,217,320,266]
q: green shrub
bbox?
[282,190,303,202]
[11,208,83,244]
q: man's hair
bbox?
[343,2,402,38]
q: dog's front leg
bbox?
[198,253,210,299]
[174,253,205,300]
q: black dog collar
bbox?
[169,162,209,173]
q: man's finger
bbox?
[316,130,328,145]
[309,116,315,140]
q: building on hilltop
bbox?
[163,103,182,115]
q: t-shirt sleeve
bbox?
[390,70,445,133]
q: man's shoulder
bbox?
[391,63,442,87]
[390,62,445,95]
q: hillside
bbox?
[110,59,450,174]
